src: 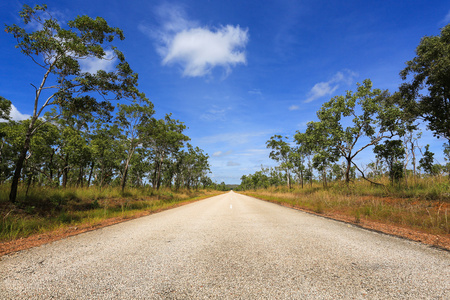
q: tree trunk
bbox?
[286,169,290,189]
[9,131,32,203]
[87,161,95,187]
[345,157,351,183]
[156,153,164,190]
[62,154,69,188]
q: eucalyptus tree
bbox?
[5,4,146,202]
[266,135,293,189]
[419,145,438,176]
[144,114,190,189]
[374,140,406,183]
[400,24,450,143]
[292,132,313,188]
[90,121,122,188]
[313,79,404,183]
[116,98,154,192]
[299,121,339,187]
[0,98,12,182]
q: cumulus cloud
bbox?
[304,70,358,103]
[10,105,31,121]
[141,4,249,77]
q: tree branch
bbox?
[351,161,385,186]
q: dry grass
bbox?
[0,186,222,242]
[240,176,450,235]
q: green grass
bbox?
[0,186,222,242]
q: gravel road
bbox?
[1,191,449,299]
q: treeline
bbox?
[0,4,215,204]
[239,24,450,191]
[0,104,212,192]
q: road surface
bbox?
[1,191,449,299]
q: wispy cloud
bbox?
[140,3,249,77]
[248,89,262,96]
[200,105,231,121]
[443,10,450,23]
[303,70,358,103]
[212,150,233,157]
[289,105,299,111]
[227,161,240,166]
[200,131,271,145]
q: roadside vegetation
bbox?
[0,187,222,242]
[0,5,229,246]
[238,23,450,240]
[239,177,449,236]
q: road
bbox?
[1,191,449,299]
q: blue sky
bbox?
[1,0,449,184]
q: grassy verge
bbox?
[0,186,222,243]
[239,177,450,236]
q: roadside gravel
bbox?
[1,191,449,299]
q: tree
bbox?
[311,79,404,183]
[116,98,154,192]
[5,4,147,203]
[266,135,293,189]
[374,140,406,183]
[144,114,189,190]
[419,145,439,176]
[399,24,450,142]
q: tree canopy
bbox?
[400,24,450,142]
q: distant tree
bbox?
[145,114,189,190]
[5,4,146,203]
[399,24,450,143]
[419,145,439,176]
[266,135,293,189]
[374,140,406,183]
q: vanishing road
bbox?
[1,191,449,299]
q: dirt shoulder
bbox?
[250,196,450,251]
[0,199,200,257]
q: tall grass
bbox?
[241,176,450,235]
[0,185,221,242]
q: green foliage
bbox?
[0,97,12,121]
[419,145,439,176]
[400,24,450,142]
[266,135,293,188]
[374,140,406,183]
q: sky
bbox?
[1,0,449,184]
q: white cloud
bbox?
[10,105,31,121]
[289,105,299,111]
[227,161,240,166]
[79,50,117,74]
[142,4,249,77]
[303,70,358,103]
